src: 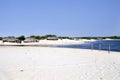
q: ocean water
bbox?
[57,40,120,52]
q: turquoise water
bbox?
[57,40,120,52]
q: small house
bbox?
[24,38,39,43]
[47,37,58,40]
[2,37,19,43]
[97,37,103,40]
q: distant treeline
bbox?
[0,34,73,40]
[0,35,120,40]
[108,36,120,39]
[74,36,120,40]
[0,35,57,40]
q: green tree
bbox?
[0,37,2,40]
[45,34,57,38]
[109,36,120,39]
[30,35,36,38]
[17,35,25,40]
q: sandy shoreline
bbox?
[0,39,95,46]
[0,46,120,80]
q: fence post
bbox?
[91,44,93,50]
[99,44,101,51]
[108,44,110,53]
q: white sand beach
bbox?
[0,46,120,80]
[0,39,96,46]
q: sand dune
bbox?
[0,47,120,80]
[0,39,88,46]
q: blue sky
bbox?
[0,0,120,37]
